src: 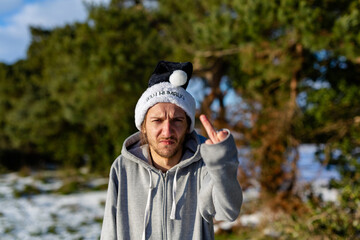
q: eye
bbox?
[151,118,162,123]
[173,118,185,123]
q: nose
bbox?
[161,120,172,137]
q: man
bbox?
[101,61,242,240]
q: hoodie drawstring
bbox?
[170,167,179,220]
[143,167,179,239]
[142,168,153,240]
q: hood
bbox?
[121,130,203,172]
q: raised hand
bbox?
[199,114,228,144]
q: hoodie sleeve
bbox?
[100,161,119,240]
[198,130,243,222]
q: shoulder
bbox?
[108,154,129,175]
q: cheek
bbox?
[145,124,160,138]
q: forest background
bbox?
[0,0,360,238]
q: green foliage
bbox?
[226,0,360,197]
[302,54,360,192]
[0,3,168,172]
[331,1,360,60]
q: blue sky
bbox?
[0,0,110,64]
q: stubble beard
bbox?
[147,134,186,159]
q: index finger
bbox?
[199,114,218,143]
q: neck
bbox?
[149,148,183,173]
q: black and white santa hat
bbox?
[135,61,196,131]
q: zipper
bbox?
[162,171,168,240]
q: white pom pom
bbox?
[169,70,187,87]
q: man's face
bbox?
[143,102,189,160]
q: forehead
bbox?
[146,102,186,117]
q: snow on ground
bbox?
[0,144,341,238]
[0,173,106,240]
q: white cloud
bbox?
[0,0,110,64]
[12,0,86,28]
[0,26,27,63]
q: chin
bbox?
[157,147,179,159]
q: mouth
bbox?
[159,139,176,145]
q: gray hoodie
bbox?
[101,130,242,240]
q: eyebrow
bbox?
[148,114,186,119]
[173,115,186,119]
